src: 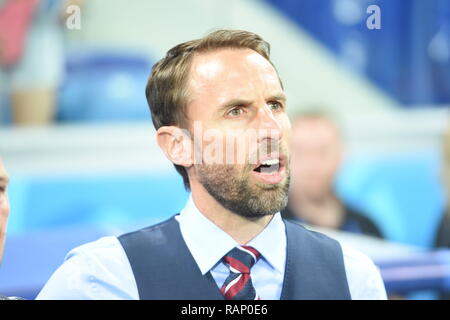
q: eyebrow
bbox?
[218,98,253,112]
[218,93,287,112]
[269,93,287,102]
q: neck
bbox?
[190,181,273,245]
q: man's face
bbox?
[186,48,291,219]
[290,117,342,199]
[0,160,10,264]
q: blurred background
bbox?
[0,0,450,299]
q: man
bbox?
[282,112,383,238]
[0,158,22,300]
[37,30,386,300]
[0,159,9,265]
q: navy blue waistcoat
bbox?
[118,215,351,300]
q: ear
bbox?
[156,126,193,168]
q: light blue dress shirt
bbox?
[177,196,286,299]
[37,195,387,300]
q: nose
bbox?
[255,103,283,142]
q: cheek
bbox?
[0,213,8,242]
[283,115,292,130]
[281,114,292,134]
[0,195,10,222]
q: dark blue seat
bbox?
[57,50,152,122]
[336,150,446,248]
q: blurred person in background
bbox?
[282,112,384,238]
[0,0,82,126]
[0,158,22,300]
[37,30,386,300]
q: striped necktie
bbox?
[220,245,261,300]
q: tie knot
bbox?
[223,246,261,274]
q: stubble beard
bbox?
[196,161,290,220]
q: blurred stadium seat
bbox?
[1,50,153,124]
[7,172,188,234]
[0,170,189,299]
[337,150,446,248]
[0,95,11,124]
[57,50,152,122]
[266,0,450,105]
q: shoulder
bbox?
[435,210,450,247]
[284,218,341,248]
[37,236,138,300]
[284,219,349,272]
[65,234,119,250]
[63,235,132,277]
[59,235,130,271]
[340,243,378,272]
[340,244,387,300]
[119,216,177,240]
[118,216,179,256]
[285,220,387,299]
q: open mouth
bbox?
[253,158,280,174]
[251,155,286,185]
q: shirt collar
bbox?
[247,211,286,275]
[177,195,286,275]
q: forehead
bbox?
[187,48,282,103]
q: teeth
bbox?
[261,159,279,166]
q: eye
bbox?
[268,101,284,112]
[227,106,245,117]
